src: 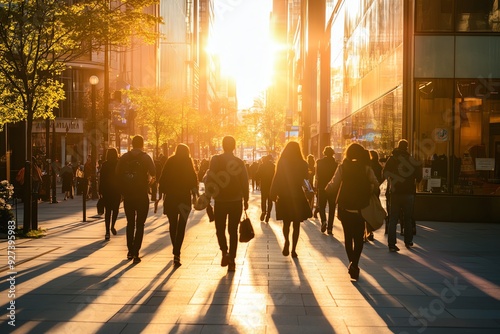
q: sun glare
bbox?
[211,0,273,109]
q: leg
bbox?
[123,199,136,256]
[388,195,401,250]
[318,189,327,232]
[340,211,355,263]
[104,203,111,234]
[282,220,291,256]
[402,194,415,246]
[214,201,229,255]
[227,201,242,260]
[351,215,365,267]
[291,220,301,257]
[326,193,336,233]
[166,209,179,255]
[132,195,149,257]
[265,195,273,221]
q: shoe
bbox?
[282,241,290,256]
[389,245,400,252]
[127,252,133,260]
[111,227,117,235]
[260,212,266,221]
[265,215,270,223]
[348,265,360,280]
[327,230,333,235]
[321,221,327,233]
[228,258,235,272]
[367,232,374,241]
[291,251,298,258]
[70,196,74,199]
[105,233,110,241]
[133,256,141,263]
[405,242,414,248]
[221,253,229,267]
[174,255,182,267]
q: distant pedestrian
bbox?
[364,150,384,242]
[60,161,74,201]
[383,139,422,252]
[306,154,316,211]
[249,160,260,191]
[315,146,338,235]
[99,148,121,241]
[256,154,275,222]
[205,136,249,272]
[326,143,379,280]
[270,141,312,258]
[116,135,156,263]
[158,144,198,267]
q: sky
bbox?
[211,0,273,109]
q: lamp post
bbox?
[89,75,99,200]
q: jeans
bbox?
[124,195,149,256]
[260,189,273,217]
[214,200,242,260]
[318,188,336,230]
[388,193,415,246]
[165,201,191,257]
[338,209,365,267]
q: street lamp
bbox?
[89,75,99,200]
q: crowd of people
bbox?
[37,134,420,280]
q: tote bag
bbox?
[360,194,386,230]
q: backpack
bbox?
[119,152,148,196]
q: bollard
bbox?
[82,178,87,222]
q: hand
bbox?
[244,201,249,210]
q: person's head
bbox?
[132,135,144,149]
[105,147,119,162]
[307,154,315,165]
[280,141,304,162]
[222,136,236,153]
[397,139,409,151]
[323,146,335,157]
[174,143,190,159]
[344,143,367,163]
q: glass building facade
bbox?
[327,0,500,221]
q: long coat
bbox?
[270,158,312,222]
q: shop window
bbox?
[416,0,453,32]
[456,0,499,32]
[415,80,454,193]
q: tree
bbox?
[124,88,181,158]
[0,0,161,231]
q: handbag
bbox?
[360,194,386,231]
[239,210,254,242]
[302,179,314,199]
[97,197,105,215]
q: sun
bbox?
[211,0,273,109]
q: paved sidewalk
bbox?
[1,192,500,333]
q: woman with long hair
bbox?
[270,141,312,258]
[98,147,121,241]
[158,144,198,267]
[326,143,379,280]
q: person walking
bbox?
[383,139,422,251]
[98,148,121,241]
[270,141,312,258]
[205,136,249,272]
[255,154,275,222]
[158,144,198,267]
[364,150,384,242]
[60,161,74,201]
[315,146,338,235]
[116,135,156,263]
[326,143,379,280]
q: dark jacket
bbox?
[255,160,275,195]
[115,149,156,198]
[206,152,249,203]
[270,158,312,221]
[383,148,422,194]
[316,156,338,191]
[158,154,198,213]
[99,160,121,203]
